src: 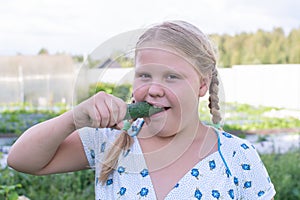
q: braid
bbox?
[99,129,133,184]
[208,70,222,125]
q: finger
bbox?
[106,98,123,127]
[95,100,110,128]
[111,121,123,130]
[114,98,128,122]
[86,105,101,128]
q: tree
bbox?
[38,48,49,55]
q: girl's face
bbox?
[133,46,208,137]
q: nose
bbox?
[148,82,165,97]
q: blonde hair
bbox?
[99,20,221,183]
[99,131,133,183]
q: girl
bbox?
[8,21,275,199]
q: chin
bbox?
[145,120,179,137]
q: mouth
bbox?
[149,103,171,111]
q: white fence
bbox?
[88,64,300,110]
[218,64,300,110]
[1,63,299,110]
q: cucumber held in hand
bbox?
[124,101,164,120]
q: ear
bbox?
[199,78,209,97]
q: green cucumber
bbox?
[124,102,164,120]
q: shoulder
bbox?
[218,130,276,199]
[217,130,265,175]
[218,130,255,155]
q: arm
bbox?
[7,111,87,175]
[7,92,127,175]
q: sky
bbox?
[1,0,299,56]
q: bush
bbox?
[261,151,300,200]
[1,151,299,199]
[0,168,94,200]
[0,111,58,135]
[89,82,132,102]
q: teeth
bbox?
[153,105,163,108]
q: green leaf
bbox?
[8,192,19,200]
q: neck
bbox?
[137,119,216,173]
[138,118,209,153]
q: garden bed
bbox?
[0,102,299,200]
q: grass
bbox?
[0,102,299,199]
[0,151,299,199]
[1,101,299,135]
[261,150,300,199]
[0,168,94,200]
[199,101,300,134]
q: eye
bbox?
[141,73,151,78]
[166,74,180,80]
[136,73,151,80]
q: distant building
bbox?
[0,55,75,107]
[97,58,122,68]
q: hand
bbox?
[72,92,127,129]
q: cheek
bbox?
[132,82,147,101]
[175,83,200,110]
[176,81,199,99]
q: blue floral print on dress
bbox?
[140,169,149,177]
[225,169,231,178]
[118,187,126,196]
[222,132,232,138]
[258,190,265,197]
[234,177,239,186]
[117,166,125,175]
[209,160,216,170]
[106,179,113,186]
[242,164,251,170]
[244,181,252,188]
[132,125,138,132]
[138,187,149,197]
[100,142,106,153]
[241,143,249,149]
[90,149,95,159]
[191,168,200,179]
[212,190,220,199]
[194,188,202,200]
[127,119,144,137]
[228,189,234,199]
[232,151,236,157]
[78,123,276,199]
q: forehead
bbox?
[135,47,197,72]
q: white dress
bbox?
[79,119,276,200]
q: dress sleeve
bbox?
[78,127,98,167]
[78,127,121,168]
[234,139,276,199]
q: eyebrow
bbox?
[135,65,190,79]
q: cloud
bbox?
[0,0,299,55]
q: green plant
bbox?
[1,151,299,199]
[198,101,300,135]
[112,84,132,102]
[0,102,68,135]
[261,151,300,200]
[0,168,95,200]
[0,184,22,200]
[89,82,132,102]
